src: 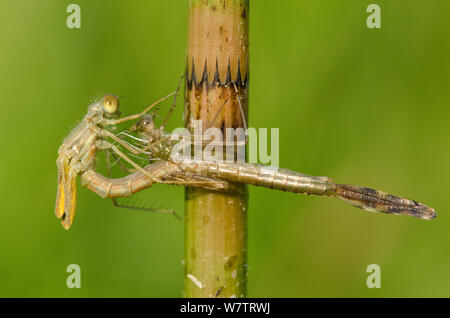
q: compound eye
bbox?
[101,94,119,114]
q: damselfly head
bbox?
[101,94,121,118]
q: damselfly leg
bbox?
[104,150,182,220]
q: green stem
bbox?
[184,0,249,298]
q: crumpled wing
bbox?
[55,157,67,219]
[55,157,78,230]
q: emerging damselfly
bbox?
[75,93,437,226]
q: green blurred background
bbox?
[0,0,449,297]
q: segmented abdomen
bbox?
[177,159,436,220]
[178,160,331,195]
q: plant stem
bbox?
[184,0,249,298]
